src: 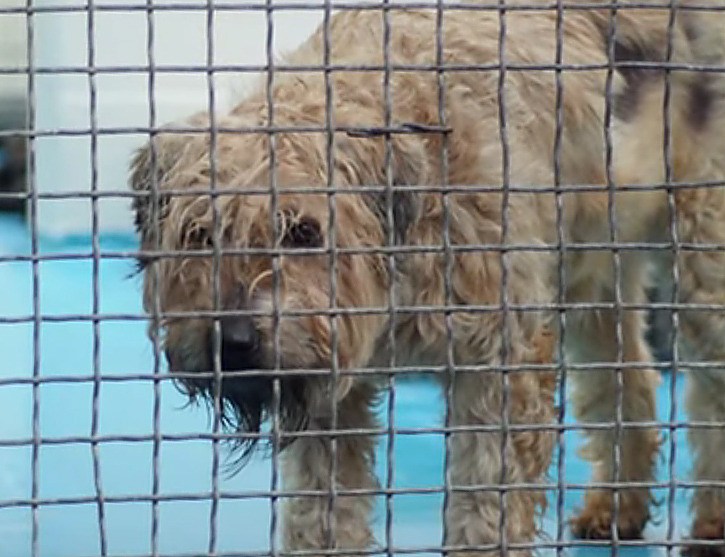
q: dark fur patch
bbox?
[605,18,719,130]
[129,145,171,238]
[660,14,717,132]
[129,144,173,274]
[132,192,169,242]
[364,184,418,246]
[688,75,715,131]
[680,13,700,44]
[611,38,663,122]
[174,364,308,468]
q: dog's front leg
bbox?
[443,365,552,557]
[281,384,379,555]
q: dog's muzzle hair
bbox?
[165,313,309,461]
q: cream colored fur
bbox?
[130,2,725,555]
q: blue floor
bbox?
[0,214,695,557]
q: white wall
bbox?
[32,0,328,236]
[0,10,27,127]
[0,14,25,62]
[31,0,438,237]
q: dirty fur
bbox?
[130,2,725,555]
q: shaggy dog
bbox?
[129,1,725,555]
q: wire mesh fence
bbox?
[1,1,725,556]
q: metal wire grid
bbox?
[0,1,724,556]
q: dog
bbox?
[129,2,725,555]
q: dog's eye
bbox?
[182,226,213,250]
[189,229,212,248]
[281,216,323,249]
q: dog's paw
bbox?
[569,492,649,540]
[682,518,725,557]
[683,544,725,557]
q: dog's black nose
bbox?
[220,315,260,370]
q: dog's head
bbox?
[129,109,427,458]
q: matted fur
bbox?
[130,2,725,555]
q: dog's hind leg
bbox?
[281,383,379,554]
[685,368,725,557]
[674,186,725,556]
[566,253,661,540]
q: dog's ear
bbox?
[129,140,173,246]
[130,114,209,244]
[129,132,198,245]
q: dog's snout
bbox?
[222,315,257,349]
[220,315,260,370]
